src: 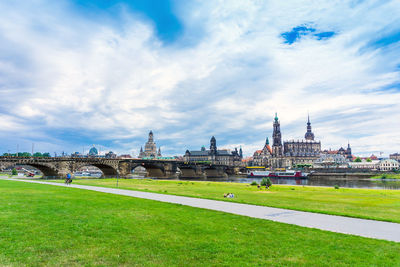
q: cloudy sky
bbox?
[0,0,399,157]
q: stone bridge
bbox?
[0,157,241,179]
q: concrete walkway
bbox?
[5,178,400,243]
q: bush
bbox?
[260,178,267,186]
[261,178,272,188]
[334,185,339,189]
[381,174,387,179]
[250,181,258,186]
[12,168,17,175]
[266,178,272,188]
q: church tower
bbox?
[138,130,158,158]
[346,142,352,160]
[210,136,217,155]
[272,113,283,157]
[304,114,315,141]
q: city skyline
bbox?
[0,1,400,157]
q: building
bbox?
[390,153,400,162]
[270,113,284,168]
[349,160,379,170]
[88,146,98,157]
[252,138,272,166]
[313,154,349,168]
[322,143,353,161]
[270,113,321,168]
[379,159,399,171]
[183,136,243,166]
[138,131,161,159]
[105,151,117,159]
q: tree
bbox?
[260,178,272,188]
[266,177,272,188]
[366,158,372,162]
[354,157,362,162]
[12,168,17,175]
[260,178,267,186]
[33,152,43,157]
[42,153,51,157]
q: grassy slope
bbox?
[1,180,400,266]
[371,174,400,179]
[51,178,400,223]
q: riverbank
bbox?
[371,173,400,179]
[46,178,400,223]
[1,179,400,266]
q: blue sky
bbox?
[0,0,400,157]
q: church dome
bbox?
[89,147,98,156]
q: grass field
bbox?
[371,173,400,179]
[1,179,400,266]
[48,178,400,223]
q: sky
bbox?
[0,0,400,157]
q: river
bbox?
[182,176,400,190]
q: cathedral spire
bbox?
[272,113,282,147]
[305,114,315,141]
[210,136,217,155]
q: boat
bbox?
[247,170,308,178]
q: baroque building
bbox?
[322,143,352,161]
[138,131,161,158]
[252,137,272,166]
[282,114,321,167]
[183,136,243,166]
[253,113,322,168]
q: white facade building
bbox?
[313,154,348,168]
[349,160,379,170]
[379,159,399,171]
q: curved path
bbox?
[6,178,400,243]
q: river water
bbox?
[189,176,400,190]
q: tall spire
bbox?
[272,113,282,157]
[304,114,314,141]
[266,137,269,145]
[210,136,217,155]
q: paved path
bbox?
[5,178,400,243]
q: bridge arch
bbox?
[131,163,166,178]
[75,163,118,178]
[4,163,59,178]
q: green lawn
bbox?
[371,173,400,179]
[48,178,400,223]
[1,179,400,266]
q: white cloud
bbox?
[0,0,400,157]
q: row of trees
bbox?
[2,152,51,157]
[354,157,372,162]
